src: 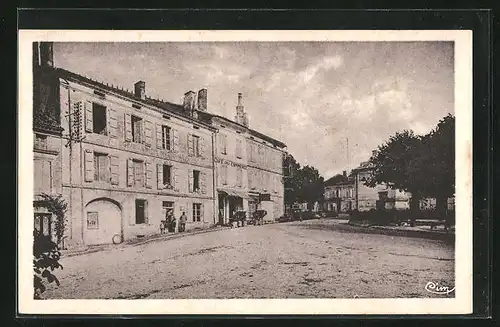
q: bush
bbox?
[33,230,63,299]
[349,208,410,226]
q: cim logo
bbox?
[425,282,455,295]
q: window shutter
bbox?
[156,124,162,149]
[108,107,118,138]
[84,150,94,182]
[144,120,153,147]
[188,169,193,192]
[200,204,205,222]
[145,161,152,188]
[124,113,132,141]
[199,137,205,158]
[187,134,194,156]
[127,159,134,186]
[110,155,119,185]
[172,129,179,152]
[144,201,149,224]
[201,172,207,194]
[84,101,93,133]
[173,167,179,191]
[224,165,228,185]
[157,164,163,190]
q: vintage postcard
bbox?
[18,30,472,315]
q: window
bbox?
[193,170,200,192]
[93,152,109,182]
[162,201,174,216]
[236,167,242,187]
[162,125,171,150]
[220,134,227,154]
[192,203,202,222]
[92,103,107,135]
[135,199,147,224]
[131,115,143,143]
[236,139,242,158]
[193,135,200,157]
[34,159,52,193]
[87,212,99,229]
[34,213,52,237]
[133,159,144,186]
[34,134,48,150]
[163,164,172,186]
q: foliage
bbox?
[33,193,68,247]
[283,153,325,208]
[366,114,455,221]
[32,193,67,299]
[33,230,63,299]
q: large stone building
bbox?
[32,42,286,248]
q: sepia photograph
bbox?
[18,30,473,315]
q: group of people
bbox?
[160,210,188,234]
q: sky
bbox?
[53,41,454,179]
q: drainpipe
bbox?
[211,130,217,225]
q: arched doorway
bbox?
[84,198,122,245]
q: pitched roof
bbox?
[55,67,286,147]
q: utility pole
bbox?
[346,137,350,175]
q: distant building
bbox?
[351,154,410,212]
[323,170,354,213]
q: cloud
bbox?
[53,42,453,179]
[298,55,343,83]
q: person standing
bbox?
[179,211,188,232]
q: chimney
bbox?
[235,92,248,127]
[343,170,347,177]
[183,91,196,112]
[197,88,207,111]
[134,81,146,99]
[237,92,243,107]
[39,42,54,67]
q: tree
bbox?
[366,114,455,225]
[283,154,325,209]
[421,114,455,217]
[366,130,426,226]
[297,165,325,209]
[283,153,301,207]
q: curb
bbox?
[342,222,455,242]
[62,226,232,258]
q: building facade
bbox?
[352,159,410,212]
[33,42,64,243]
[34,42,217,247]
[32,42,287,247]
[199,93,286,224]
[323,171,354,213]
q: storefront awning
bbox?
[218,189,251,199]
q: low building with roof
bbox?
[323,170,354,214]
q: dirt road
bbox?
[42,219,455,299]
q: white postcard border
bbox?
[18,29,473,315]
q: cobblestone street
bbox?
[43,219,455,299]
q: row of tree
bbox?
[283,155,325,209]
[366,114,455,220]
